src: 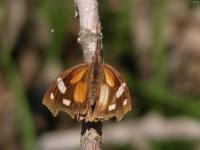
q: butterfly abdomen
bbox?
[87,80,100,106]
[87,64,103,107]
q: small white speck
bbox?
[50,93,54,100]
[85,8,89,12]
[123,99,128,106]
[63,99,71,106]
[51,29,54,33]
[108,103,116,111]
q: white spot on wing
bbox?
[108,103,116,111]
[116,83,126,98]
[123,99,128,106]
[99,84,109,106]
[50,93,54,100]
[57,77,67,94]
[63,99,71,106]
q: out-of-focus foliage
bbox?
[0,0,200,150]
[152,140,196,150]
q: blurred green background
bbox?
[0,0,200,150]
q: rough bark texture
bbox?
[74,0,103,149]
[75,0,102,63]
[81,122,103,150]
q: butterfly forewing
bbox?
[43,64,89,119]
[94,64,132,121]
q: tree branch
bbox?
[81,122,103,150]
[75,0,102,63]
[74,0,103,149]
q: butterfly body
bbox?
[87,56,103,107]
[43,49,132,122]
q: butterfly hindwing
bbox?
[94,64,132,121]
[108,65,132,120]
[43,64,89,119]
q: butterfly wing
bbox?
[94,64,132,121]
[43,64,89,119]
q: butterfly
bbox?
[43,50,132,122]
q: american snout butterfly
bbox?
[43,48,132,122]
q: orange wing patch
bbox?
[70,66,87,84]
[104,67,115,87]
[73,81,87,103]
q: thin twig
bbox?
[74,0,103,149]
[75,0,102,63]
[81,122,103,150]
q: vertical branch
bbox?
[74,0,103,149]
[75,0,102,63]
[81,122,103,150]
